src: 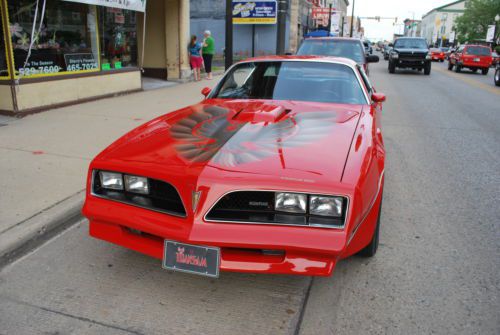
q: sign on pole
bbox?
[449,31,455,43]
[232,1,277,24]
[330,11,341,34]
[64,0,147,12]
[486,25,495,42]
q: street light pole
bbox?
[349,0,355,37]
[276,0,287,54]
[225,0,233,70]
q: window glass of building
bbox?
[98,7,138,70]
[8,0,99,77]
[0,6,9,78]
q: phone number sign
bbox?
[232,1,277,24]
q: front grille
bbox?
[399,52,426,60]
[206,191,347,228]
[92,170,186,217]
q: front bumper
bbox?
[395,59,428,68]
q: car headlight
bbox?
[275,192,307,213]
[99,171,123,190]
[309,196,343,217]
[426,54,431,60]
[124,175,149,194]
[391,53,398,59]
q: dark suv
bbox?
[388,37,431,75]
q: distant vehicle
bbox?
[430,48,445,62]
[363,40,373,55]
[495,63,500,86]
[491,51,500,67]
[448,44,492,75]
[297,37,379,75]
[388,37,431,75]
[383,46,392,60]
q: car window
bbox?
[393,39,427,49]
[297,39,365,63]
[465,46,490,56]
[213,61,367,105]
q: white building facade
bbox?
[420,0,465,46]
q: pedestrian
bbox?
[188,35,203,81]
[202,30,215,80]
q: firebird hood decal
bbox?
[170,104,338,167]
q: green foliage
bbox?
[496,45,500,53]
[454,0,500,44]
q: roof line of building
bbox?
[422,0,465,19]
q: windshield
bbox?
[212,61,367,105]
[466,46,490,56]
[297,39,365,63]
[394,39,428,49]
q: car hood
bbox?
[96,99,363,189]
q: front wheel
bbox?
[495,68,500,86]
[482,68,489,75]
[424,63,431,75]
[357,200,382,258]
[448,62,453,71]
[388,62,396,74]
[455,64,461,73]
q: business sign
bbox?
[232,1,277,24]
[63,0,147,12]
[486,25,495,42]
[330,12,341,34]
[449,31,455,43]
[64,53,99,72]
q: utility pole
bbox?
[327,4,333,34]
[225,0,233,70]
[350,0,355,37]
[276,0,287,54]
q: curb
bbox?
[0,190,85,266]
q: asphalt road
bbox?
[0,58,499,335]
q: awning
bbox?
[63,0,146,12]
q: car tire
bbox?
[495,68,500,86]
[448,62,453,71]
[357,200,382,258]
[424,63,431,75]
[388,62,395,74]
[472,69,478,73]
[455,64,461,73]
[482,68,489,75]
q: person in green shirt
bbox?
[202,30,215,80]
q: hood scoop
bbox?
[232,105,291,123]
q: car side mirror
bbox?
[371,93,386,103]
[201,87,211,98]
[366,55,379,63]
[388,43,393,47]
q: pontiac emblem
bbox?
[192,191,202,213]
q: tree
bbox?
[454,0,500,44]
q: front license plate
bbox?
[163,240,220,278]
[474,58,480,62]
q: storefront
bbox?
[0,0,190,115]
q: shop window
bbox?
[8,1,99,77]
[98,7,138,70]
[1,5,9,78]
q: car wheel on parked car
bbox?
[357,200,382,257]
[482,68,489,75]
[495,67,500,86]
[388,62,395,74]
[448,62,453,71]
[455,64,461,73]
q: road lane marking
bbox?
[434,66,500,96]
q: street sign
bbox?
[486,25,495,42]
[449,31,455,43]
[232,1,277,24]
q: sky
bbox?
[346,0,457,41]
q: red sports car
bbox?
[430,48,445,62]
[82,56,387,277]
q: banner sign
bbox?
[449,31,455,43]
[486,25,495,42]
[232,1,277,24]
[63,0,147,12]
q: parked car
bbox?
[388,37,431,75]
[430,48,446,62]
[495,63,500,86]
[448,44,492,74]
[297,37,379,75]
[82,56,387,277]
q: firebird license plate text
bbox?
[163,241,220,278]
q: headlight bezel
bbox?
[274,192,347,221]
[124,175,150,194]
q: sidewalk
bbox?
[0,77,220,258]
